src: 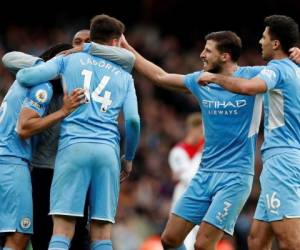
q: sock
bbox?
[48,235,71,250]
[91,240,112,250]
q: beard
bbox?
[207,62,222,73]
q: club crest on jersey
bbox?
[20,217,31,229]
[35,89,48,103]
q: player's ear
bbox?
[221,52,230,62]
[272,39,281,50]
[112,38,121,47]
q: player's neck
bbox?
[92,39,112,46]
[219,63,239,76]
[272,50,288,60]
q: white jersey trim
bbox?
[268,89,285,130]
[248,94,263,137]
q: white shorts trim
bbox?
[49,211,83,217]
[90,216,115,223]
[0,229,16,233]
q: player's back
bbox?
[0,81,31,163]
[261,58,300,159]
[58,52,135,151]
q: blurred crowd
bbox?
[0,23,267,250]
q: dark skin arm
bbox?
[18,88,85,139]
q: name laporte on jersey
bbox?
[80,58,122,75]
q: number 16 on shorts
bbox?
[266,192,281,214]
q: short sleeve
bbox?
[22,83,53,117]
[255,64,280,90]
[183,71,202,93]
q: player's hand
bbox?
[119,34,130,50]
[61,88,86,116]
[57,46,84,56]
[289,47,300,63]
[120,155,133,183]
[198,72,215,86]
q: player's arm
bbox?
[120,35,189,93]
[18,86,85,140]
[58,42,135,73]
[88,42,136,73]
[2,51,42,74]
[16,56,63,87]
[198,72,267,95]
[120,76,141,182]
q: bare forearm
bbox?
[125,44,188,93]
[211,74,255,95]
[19,109,66,139]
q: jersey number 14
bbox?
[82,69,112,112]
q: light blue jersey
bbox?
[184,66,263,175]
[17,52,140,160]
[0,81,52,164]
[255,59,300,161]
[0,80,52,234]
[254,58,300,222]
[16,50,140,221]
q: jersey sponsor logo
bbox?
[35,89,48,103]
[20,217,31,229]
[202,99,247,116]
[202,100,246,108]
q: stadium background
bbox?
[0,1,299,249]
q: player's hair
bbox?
[205,31,242,62]
[39,43,73,95]
[186,112,202,129]
[90,14,125,43]
[39,43,72,61]
[264,15,299,54]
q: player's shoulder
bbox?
[185,70,202,79]
[266,58,293,70]
[184,70,202,85]
[29,82,53,104]
[237,66,264,78]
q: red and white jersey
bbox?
[169,139,204,204]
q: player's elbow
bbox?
[2,52,16,71]
[16,69,32,86]
[239,84,257,95]
[17,121,33,140]
[127,116,140,130]
[156,72,169,86]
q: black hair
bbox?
[205,31,242,62]
[90,14,125,43]
[39,43,73,95]
[264,15,299,54]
